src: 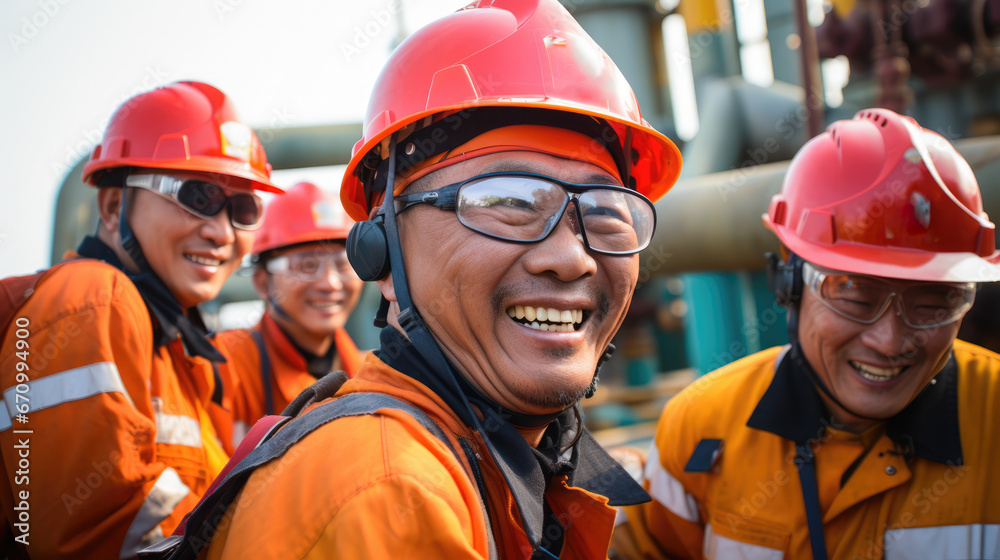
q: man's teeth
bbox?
[506,305,583,331]
[186,255,222,266]
[850,361,903,381]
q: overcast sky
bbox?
[0,0,461,278]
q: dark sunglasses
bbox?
[125,173,264,231]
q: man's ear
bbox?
[375,272,396,303]
[251,267,270,300]
[96,188,123,233]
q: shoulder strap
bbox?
[249,329,275,416]
[140,392,467,560]
[281,369,349,417]
[794,442,828,560]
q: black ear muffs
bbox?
[766,252,803,307]
[347,217,391,282]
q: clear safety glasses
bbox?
[125,173,264,231]
[265,250,355,283]
[393,172,656,255]
[802,262,976,329]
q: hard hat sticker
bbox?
[220,121,253,161]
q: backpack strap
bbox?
[0,262,74,342]
[170,414,291,537]
[140,391,469,560]
[794,442,828,560]
[249,329,275,416]
[280,369,349,417]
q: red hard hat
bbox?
[82,81,281,193]
[765,108,1000,282]
[252,182,354,257]
[340,0,681,222]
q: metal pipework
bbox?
[643,135,1000,274]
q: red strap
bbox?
[173,414,289,536]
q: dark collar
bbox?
[747,345,963,465]
[376,327,648,547]
[267,314,338,378]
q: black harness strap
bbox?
[794,442,828,560]
[140,390,497,560]
[249,329,275,416]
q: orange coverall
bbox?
[619,341,1000,559]
[0,259,228,559]
[210,312,363,452]
[203,352,632,559]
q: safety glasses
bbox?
[393,172,656,255]
[265,250,355,283]
[802,262,976,329]
[125,173,264,231]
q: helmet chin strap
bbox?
[380,131,611,412]
[379,132,620,551]
[787,306,892,423]
[118,186,150,272]
[265,276,293,322]
[379,134,470,404]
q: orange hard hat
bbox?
[340,0,682,222]
[252,182,354,257]
[764,108,1000,282]
[82,81,281,193]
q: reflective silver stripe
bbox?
[645,445,701,522]
[119,467,190,559]
[154,412,203,449]
[885,524,1000,559]
[704,523,784,560]
[0,362,133,432]
[614,507,628,527]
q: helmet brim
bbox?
[766,217,1000,283]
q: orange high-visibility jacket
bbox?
[210,313,364,452]
[619,340,1000,560]
[0,259,229,559]
[203,352,625,559]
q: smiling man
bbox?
[211,182,365,450]
[198,0,681,558]
[0,81,280,559]
[618,109,1000,559]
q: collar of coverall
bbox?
[375,325,650,505]
[76,235,226,402]
[372,124,624,210]
[747,345,963,465]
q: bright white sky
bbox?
[0,0,461,278]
